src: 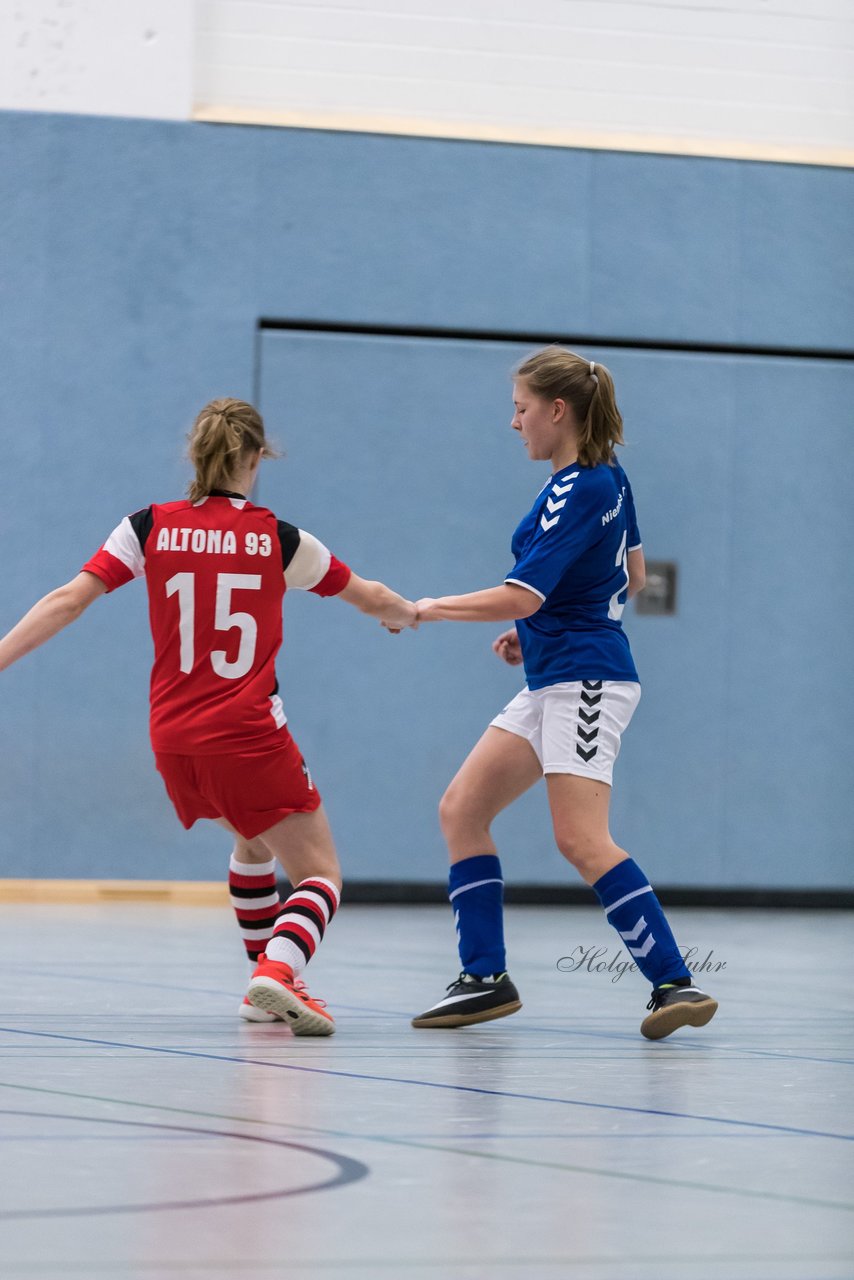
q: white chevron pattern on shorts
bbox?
[540,513,560,531]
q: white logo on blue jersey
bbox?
[539,472,579,532]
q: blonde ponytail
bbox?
[186,398,276,503]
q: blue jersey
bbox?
[506,459,641,690]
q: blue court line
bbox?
[6,964,853,1066]
[517,1023,854,1065]
[0,966,249,1001]
[0,1024,850,1142]
[4,1080,851,1217]
[8,962,854,1064]
[2,1254,852,1275]
[338,1131,794,1140]
[0,963,406,1018]
[0,1133,202,1142]
[3,1015,852,1069]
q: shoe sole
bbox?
[640,997,718,1041]
[239,1001,282,1023]
[247,977,335,1036]
[411,1000,522,1029]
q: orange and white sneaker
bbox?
[247,954,335,1036]
[239,996,283,1023]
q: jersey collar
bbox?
[208,487,248,500]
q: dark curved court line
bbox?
[0,1109,368,1219]
[1,1024,851,1142]
[2,1082,851,1216]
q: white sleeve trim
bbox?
[285,529,333,590]
[628,542,643,552]
[103,517,145,578]
[505,577,546,602]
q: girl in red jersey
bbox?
[0,398,416,1035]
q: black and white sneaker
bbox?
[411,972,522,1028]
[640,983,718,1040]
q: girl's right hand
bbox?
[492,628,523,666]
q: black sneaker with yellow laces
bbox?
[640,981,718,1040]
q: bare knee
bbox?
[554,828,584,869]
[438,783,496,859]
[439,782,484,840]
[438,784,461,839]
[554,829,623,884]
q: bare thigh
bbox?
[440,726,543,863]
[217,805,342,891]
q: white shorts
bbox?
[490,680,641,785]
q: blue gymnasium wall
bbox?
[1,110,852,888]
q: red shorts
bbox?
[154,731,321,840]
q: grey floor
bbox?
[0,902,852,1280]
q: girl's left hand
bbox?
[492,627,523,665]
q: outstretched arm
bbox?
[338,572,417,630]
[0,572,107,672]
[416,583,541,624]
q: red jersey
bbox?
[82,491,351,754]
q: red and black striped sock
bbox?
[266,877,340,974]
[228,854,281,963]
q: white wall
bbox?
[193,0,854,165]
[0,0,194,120]
[2,0,851,164]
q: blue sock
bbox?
[448,854,506,978]
[593,858,691,988]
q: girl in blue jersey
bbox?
[410,347,717,1040]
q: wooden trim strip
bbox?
[0,880,229,905]
[192,105,854,170]
[1,879,851,908]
